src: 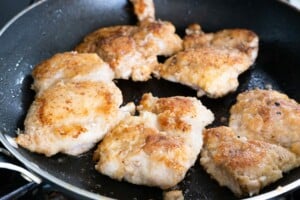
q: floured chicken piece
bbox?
[200,126,299,197]
[184,24,259,62]
[93,93,214,189]
[75,0,182,81]
[155,24,259,98]
[16,81,135,157]
[229,89,300,155]
[32,52,113,93]
[157,47,252,98]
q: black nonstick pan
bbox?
[0,0,300,199]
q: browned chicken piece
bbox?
[32,52,113,93]
[229,89,300,155]
[75,0,182,81]
[93,93,214,189]
[200,126,299,197]
[156,47,252,98]
[16,81,135,157]
[184,24,259,62]
[155,24,258,98]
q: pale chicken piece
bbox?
[15,81,135,157]
[184,24,259,62]
[93,93,214,189]
[155,24,258,98]
[200,126,299,197]
[32,52,114,93]
[156,47,252,98]
[229,89,300,155]
[75,0,182,81]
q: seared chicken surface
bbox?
[200,126,299,197]
[155,24,259,98]
[229,89,300,155]
[157,47,252,98]
[32,52,114,93]
[75,0,182,81]
[184,24,259,62]
[93,93,214,189]
[16,81,134,157]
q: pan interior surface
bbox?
[0,0,300,199]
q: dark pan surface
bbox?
[0,0,300,199]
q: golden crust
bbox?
[75,26,138,68]
[94,93,214,189]
[37,81,118,126]
[32,52,113,92]
[201,126,299,197]
[157,47,251,98]
[229,89,300,155]
[33,52,103,80]
[204,127,268,169]
[155,24,258,98]
[138,93,198,132]
[95,116,187,180]
[75,21,182,81]
[184,25,259,61]
[139,93,197,115]
[134,20,182,56]
[16,81,127,156]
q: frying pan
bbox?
[0,0,300,199]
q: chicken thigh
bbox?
[32,52,113,93]
[229,89,300,155]
[155,24,259,98]
[93,93,214,189]
[200,126,299,197]
[75,0,182,81]
[16,81,134,156]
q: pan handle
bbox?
[0,162,42,184]
[0,147,41,200]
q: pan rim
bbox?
[0,0,46,37]
[3,130,300,200]
[0,0,299,199]
[0,1,113,199]
[0,134,111,200]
